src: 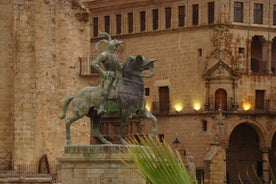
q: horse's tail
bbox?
[59,96,74,120]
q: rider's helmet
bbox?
[95,31,122,52]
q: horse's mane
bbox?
[122,56,135,78]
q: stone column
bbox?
[204,81,210,111]
[232,80,238,111]
[262,148,270,184]
[263,40,272,74]
[246,38,252,73]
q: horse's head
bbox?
[124,55,156,78]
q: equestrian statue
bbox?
[59,32,157,145]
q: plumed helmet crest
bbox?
[95,31,122,51]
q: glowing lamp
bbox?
[145,104,151,111]
[174,104,183,113]
[193,103,201,111]
[242,102,251,111]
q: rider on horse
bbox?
[91,32,123,115]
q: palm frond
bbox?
[123,136,194,184]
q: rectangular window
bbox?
[238,47,245,54]
[152,9,159,30]
[234,2,243,22]
[198,48,202,57]
[140,11,146,32]
[273,5,276,25]
[255,90,265,110]
[178,6,185,27]
[104,16,110,33]
[208,2,215,24]
[159,86,170,114]
[128,12,134,33]
[158,134,164,143]
[165,7,171,29]
[116,14,121,35]
[254,3,263,24]
[192,4,199,25]
[93,17,98,37]
[145,88,150,96]
[202,120,207,131]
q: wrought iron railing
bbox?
[152,102,170,114]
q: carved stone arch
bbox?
[268,125,276,179]
[225,119,267,149]
[267,124,276,149]
[226,120,268,183]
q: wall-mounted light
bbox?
[242,102,251,111]
[174,104,183,113]
[193,103,201,112]
[145,103,151,111]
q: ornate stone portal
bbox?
[58,145,145,184]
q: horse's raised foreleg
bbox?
[92,115,112,144]
[65,115,82,145]
[118,109,131,145]
[142,109,158,139]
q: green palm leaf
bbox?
[123,136,194,184]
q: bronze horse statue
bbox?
[59,55,157,145]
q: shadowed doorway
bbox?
[226,123,262,183]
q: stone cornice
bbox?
[83,0,184,13]
[90,23,276,42]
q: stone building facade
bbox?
[1,0,276,183]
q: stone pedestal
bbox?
[57,145,145,184]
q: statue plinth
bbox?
[57,145,145,184]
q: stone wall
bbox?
[0,0,14,170]
[6,0,91,173]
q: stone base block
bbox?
[57,145,145,184]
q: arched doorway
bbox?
[226,123,262,183]
[215,88,227,111]
[269,133,276,180]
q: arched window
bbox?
[215,88,227,111]
[251,36,264,73]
